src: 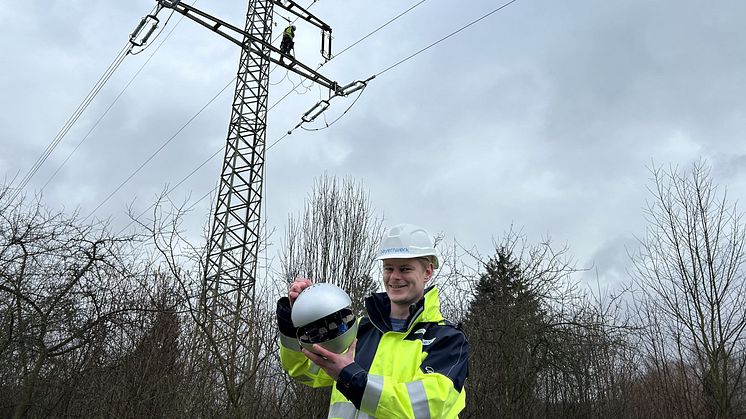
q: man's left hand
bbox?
[302,339,357,381]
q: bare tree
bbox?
[627,299,703,418]
[1,187,293,418]
[133,194,282,418]
[277,174,383,418]
[0,190,150,418]
[631,161,746,418]
[60,272,186,418]
[280,174,383,312]
[424,237,477,324]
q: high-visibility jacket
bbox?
[277,286,469,418]
[283,26,295,40]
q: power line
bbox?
[99,0,434,224]
[51,3,293,210]
[117,145,224,235]
[279,0,430,134]
[85,77,236,221]
[376,0,519,77]
[292,1,521,137]
[8,2,172,203]
[41,7,183,193]
[332,0,428,60]
[8,43,133,204]
[104,70,308,230]
[113,0,326,231]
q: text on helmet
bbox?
[380,247,410,255]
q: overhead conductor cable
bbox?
[8,5,164,203]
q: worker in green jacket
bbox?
[280,24,296,56]
[277,223,469,418]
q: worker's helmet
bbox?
[291,283,358,354]
[375,223,439,269]
[291,25,296,31]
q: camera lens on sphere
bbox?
[292,283,358,354]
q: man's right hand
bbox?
[288,277,313,305]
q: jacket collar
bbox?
[365,286,444,332]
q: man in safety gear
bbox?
[276,223,469,418]
[280,24,296,56]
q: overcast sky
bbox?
[2,0,746,291]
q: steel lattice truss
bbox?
[201,0,272,369]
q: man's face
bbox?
[382,258,433,308]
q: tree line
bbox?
[2,162,745,418]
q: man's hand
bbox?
[302,339,357,381]
[288,277,313,305]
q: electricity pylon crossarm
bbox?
[161,0,340,92]
[274,0,333,60]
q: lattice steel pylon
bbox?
[157,0,341,412]
[204,0,271,315]
[204,3,271,409]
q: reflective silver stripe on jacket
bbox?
[361,374,384,413]
[280,334,301,351]
[308,362,321,375]
[406,380,431,419]
[292,364,318,383]
[328,401,357,418]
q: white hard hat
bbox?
[291,283,358,354]
[375,223,439,269]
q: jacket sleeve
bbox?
[335,326,469,418]
[276,297,335,388]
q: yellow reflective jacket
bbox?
[283,25,295,39]
[277,286,469,418]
